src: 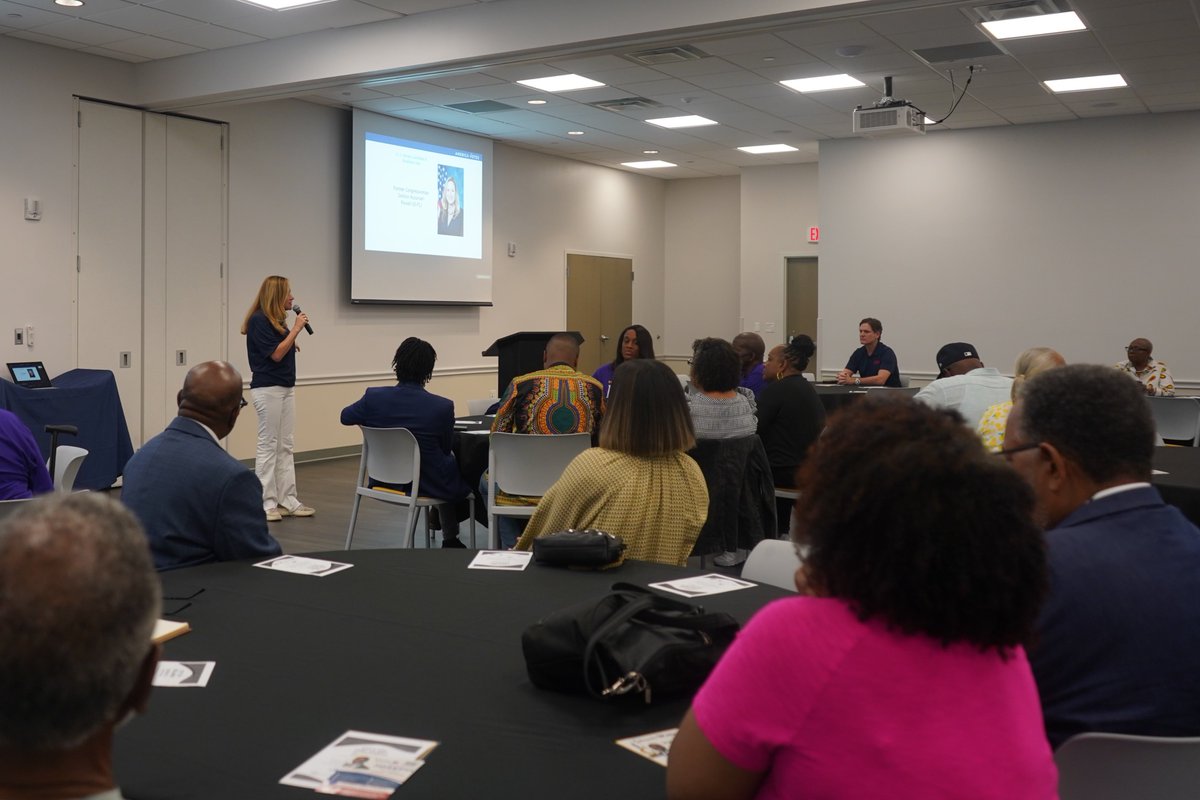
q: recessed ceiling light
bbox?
[237,0,334,7]
[54,0,84,6]
[780,74,866,93]
[642,150,659,154]
[1044,73,1127,93]
[622,160,677,169]
[982,11,1086,40]
[527,99,547,105]
[644,115,718,129]
[738,144,799,154]
[516,74,605,92]
[567,131,585,136]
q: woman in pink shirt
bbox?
[668,397,1058,800]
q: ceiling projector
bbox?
[852,77,926,137]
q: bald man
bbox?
[121,361,281,570]
[1115,337,1175,396]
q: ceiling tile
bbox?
[689,32,786,56]
[718,47,824,70]
[5,28,86,49]
[354,97,435,113]
[0,1,72,28]
[88,5,209,36]
[860,6,975,35]
[357,0,479,13]
[24,17,133,46]
[76,43,149,62]
[220,1,397,39]
[545,53,638,73]
[773,20,880,47]
[101,35,203,58]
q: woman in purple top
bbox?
[592,324,654,396]
[0,410,52,500]
[668,396,1057,800]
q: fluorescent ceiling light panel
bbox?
[622,160,677,169]
[237,0,333,7]
[738,144,799,154]
[644,115,718,129]
[516,74,605,92]
[780,74,865,93]
[1044,73,1127,93]
[982,11,1086,40]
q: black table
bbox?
[115,550,789,799]
[0,368,134,489]
[813,384,919,415]
[1152,447,1200,527]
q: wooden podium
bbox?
[482,331,584,398]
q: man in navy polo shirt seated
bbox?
[836,317,902,387]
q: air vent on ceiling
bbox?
[624,44,710,66]
[588,96,665,112]
[445,100,517,113]
[912,41,1006,65]
[972,0,1068,22]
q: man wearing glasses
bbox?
[1002,364,1200,748]
[121,361,281,570]
[1115,337,1175,396]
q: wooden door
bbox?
[565,254,632,376]
[786,257,819,367]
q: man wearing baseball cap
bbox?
[914,342,1013,428]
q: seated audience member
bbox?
[515,359,707,566]
[668,397,1056,799]
[1115,337,1175,396]
[0,409,52,500]
[977,347,1065,453]
[122,361,282,570]
[732,332,767,399]
[836,317,902,387]
[0,493,161,799]
[687,338,757,439]
[757,335,825,533]
[1004,364,1200,748]
[592,324,654,397]
[487,333,605,548]
[341,338,473,548]
[914,342,1013,427]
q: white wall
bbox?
[0,39,136,373]
[663,176,740,357]
[739,163,821,364]
[821,112,1200,383]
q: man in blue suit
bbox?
[340,337,472,547]
[1004,364,1200,748]
[122,361,281,570]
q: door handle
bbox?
[600,335,609,342]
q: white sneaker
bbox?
[265,508,282,522]
[714,549,747,567]
[280,504,316,518]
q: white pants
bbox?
[252,386,299,512]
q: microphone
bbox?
[292,303,314,335]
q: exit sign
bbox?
[808,226,820,243]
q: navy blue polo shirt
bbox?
[845,341,901,387]
[246,311,296,388]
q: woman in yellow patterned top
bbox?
[515,359,708,566]
[977,347,1065,452]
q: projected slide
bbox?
[364,133,483,259]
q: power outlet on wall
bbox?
[13,328,23,346]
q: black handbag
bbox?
[521,582,740,703]
[531,529,626,567]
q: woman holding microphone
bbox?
[241,275,314,522]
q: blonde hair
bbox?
[240,275,291,336]
[1011,347,1065,400]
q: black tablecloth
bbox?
[115,550,787,799]
[1153,447,1200,527]
[0,368,133,489]
[813,384,918,415]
